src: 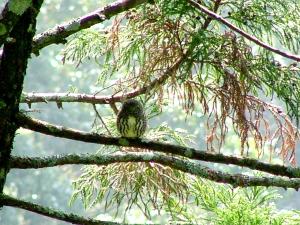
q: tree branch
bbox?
[15,113,300,179]
[0,194,120,225]
[10,153,300,189]
[188,0,300,62]
[20,55,185,105]
[32,0,148,54]
[21,92,119,105]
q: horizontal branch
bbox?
[32,0,147,54]
[10,153,300,189]
[188,0,300,62]
[21,55,185,105]
[21,92,117,104]
[0,194,118,225]
[16,113,300,179]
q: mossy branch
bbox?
[0,194,120,225]
[9,153,300,189]
[15,113,300,179]
[21,92,121,105]
[188,0,300,62]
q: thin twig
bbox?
[92,104,112,135]
[110,102,119,115]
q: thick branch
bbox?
[21,56,185,105]
[0,194,119,225]
[32,0,147,54]
[188,0,300,62]
[10,153,300,189]
[16,113,300,179]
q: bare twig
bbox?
[188,0,300,62]
[110,102,119,115]
[92,104,112,135]
[15,113,300,179]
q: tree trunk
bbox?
[0,0,43,207]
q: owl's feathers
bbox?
[117,99,147,138]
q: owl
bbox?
[116,99,147,138]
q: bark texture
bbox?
[0,0,43,205]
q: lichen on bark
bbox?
[8,0,32,16]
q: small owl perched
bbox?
[117,99,147,138]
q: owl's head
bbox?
[120,99,144,114]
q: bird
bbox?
[116,99,147,138]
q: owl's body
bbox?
[117,99,147,138]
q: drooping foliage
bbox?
[62,0,300,220]
[64,0,300,160]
